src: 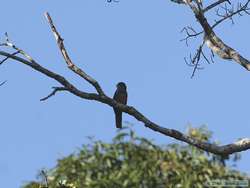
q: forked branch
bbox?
[178,0,250,77]
[44,12,105,96]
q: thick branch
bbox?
[0,50,99,101]
[180,26,203,46]
[189,3,250,71]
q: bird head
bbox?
[116,82,127,91]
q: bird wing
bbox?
[113,91,127,105]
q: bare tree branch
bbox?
[40,170,49,188]
[194,3,250,70]
[203,0,231,13]
[190,43,204,78]
[180,26,203,46]
[0,50,99,101]
[179,0,250,75]
[40,87,68,101]
[44,12,105,96]
[0,50,20,65]
[107,0,119,2]
[212,1,250,28]
[0,12,250,156]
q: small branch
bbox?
[40,170,49,188]
[1,33,38,64]
[204,0,231,13]
[0,80,7,86]
[44,12,105,96]
[180,26,203,46]
[0,51,20,65]
[184,41,213,78]
[40,87,68,101]
[212,1,250,29]
[107,0,119,2]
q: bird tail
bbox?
[115,111,122,129]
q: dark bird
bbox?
[113,82,127,129]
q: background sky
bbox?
[1,0,250,187]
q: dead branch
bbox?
[180,26,203,46]
[178,0,250,76]
[40,170,49,188]
[44,13,105,96]
[40,87,68,101]
[107,0,119,2]
[0,50,20,65]
[212,1,250,28]
[203,0,231,13]
[0,12,250,156]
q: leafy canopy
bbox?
[23,126,249,188]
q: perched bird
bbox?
[113,82,128,129]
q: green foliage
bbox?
[23,126,249,188]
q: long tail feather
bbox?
[115,110,122,129]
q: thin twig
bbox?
[0,51,20,65]
[0,80,7,86]
[40,87,68,101]
[180,26,203,46]
[191,44,203,78]
[204,0,231,12]
[40,170,49,188]
[212,1,250,28]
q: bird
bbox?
[113,82,128,129]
